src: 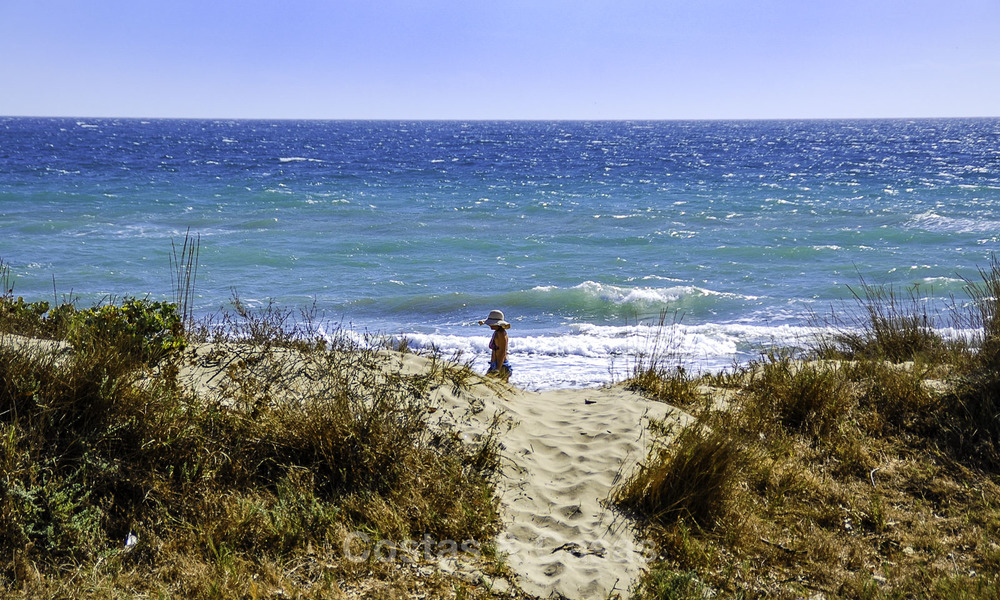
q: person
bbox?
[478,309,512,380]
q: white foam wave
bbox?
[908,211,1000,234]
[921,276,964,285]
[393,322,825,391]
[278,157,324,163]
[531,281,760,306]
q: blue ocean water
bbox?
[2,118,999,389]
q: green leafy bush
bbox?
[65,298,185,364]
[0,296,185,365]
[0,297,54,337]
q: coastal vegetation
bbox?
[0,257,511,598]
[617,259,1000,599]
[8,238,1000,599]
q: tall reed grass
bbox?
[624,310,703,407]
[941,256,1000,469]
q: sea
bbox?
[2,117,999,389]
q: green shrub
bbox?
[65,298,185,364]
[0,297,50,333]
[1,296,184,369]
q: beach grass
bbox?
[0,258,512,598]
[617,263,1000,599]
[623,311,704,408]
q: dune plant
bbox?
[624,310,703,407]
[741,352,853,441]
[633,567,709,600]
[940,256,1000,470]
[614,419,748,529]
[169,229,200,327]
[814,276,956,364]
[846,359,939,437]
[65,299,185,364]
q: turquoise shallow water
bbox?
[2,118,999,388]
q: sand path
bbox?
[411,355,691,599]
[491,386,685,599]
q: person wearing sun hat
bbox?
[478,309,512,380]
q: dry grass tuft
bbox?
[814,275,963,365]
[614,421,749,530]
[742,353,854,441]
[624,310,705,408]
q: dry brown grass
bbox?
[614,420,750,530]
[619,266,1000,599]
[622,355,1000,598]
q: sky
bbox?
[1,0,998,120]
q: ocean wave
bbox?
[908,210,1000,234]
[523,281,759,320]
[398,322,826,364]
[44,167,81,175]
[343,281,761,327]
[278,157,324,163]
[921,276,965,285]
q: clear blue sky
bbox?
[2,0,998,120]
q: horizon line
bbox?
[3,113,999,123]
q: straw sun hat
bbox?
[478,309,510,328]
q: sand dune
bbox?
[173,346,688,599]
